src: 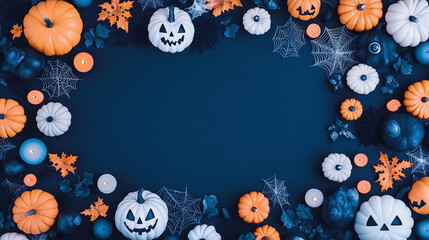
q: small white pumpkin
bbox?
[148,6,195,53]
[36,102,71,137]
[115,188,168,240]
[188,224,221,240]
[0,232,28,240]
[346,64,379,95]
[322,153,352,183]
[354,195,413,240]
[243,7,271,35]
[385,0,429,47]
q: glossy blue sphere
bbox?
[164,235,179,240]
[415,41,429,65]
[416,218,429,240]
[73,0,93,8]
[93,219,113,239]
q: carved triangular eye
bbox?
[366,215,377,226]
[391,216,402,226]
[160,24,167,33]
[311,5,315,10]
[145,209,155,221]
[126,209,135,221]
[178,24,185,33]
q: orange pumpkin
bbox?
[340,98,363,121]
[238,192,270,223]
[254,225,280,240]
[404,80,429,119]
[408,177,429,214]
[338,0,383,32]
[0,99,27,138]
[23,0,83,56]
[287,0,321,21]
[13,189,58,235]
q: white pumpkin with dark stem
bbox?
[322,153,352,183]
[148,6,195,53]
[346,63,379,95]
[0,232,28,240]
[115,188,168,240]
[242,7,271,35]
[188,224,221,240]
[36,102,72,137]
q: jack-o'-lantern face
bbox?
[124,208,158,235]
[408,177,429,214]
[287,0,320,21]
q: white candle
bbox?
[97,174,117,194]
[305,188,324,208]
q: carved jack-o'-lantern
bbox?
[148,6,195,53]
[115,189,168,240]
[408,177,429,214]
[287,0,321,21]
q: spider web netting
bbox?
[406,147,429,176]
[39,60,81,99]
[137,0,164,11]
[272,17,306,58]
[0,178,27,199]
[186,0,208,20]
[262,175,290,210]
[0,139,15,161]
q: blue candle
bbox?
[19,138,47,165]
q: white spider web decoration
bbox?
[158,187,204,235]
[0,139,15,161]
[272,17,306,58]
[0,178,27,199]
[310,26,358,76]
[406,147,429,176]
[262,175,290,210]
[39,60,81,99]
[136,0,164,12]
[186,0,208,20]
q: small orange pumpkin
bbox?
[287,0,321,21]
[404,80,429,119]
[238,192,270,223]
[338,0,383,32]
[13,189,58,235]
[340,98,363,121]
[23,0,83,56]
[254,225,280,240]
[408,177,429,214]
[0,99,27,138]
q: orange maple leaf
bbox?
[97,0,134,32]
[49,153,77,178]
[374,151,412,192]
[10,24,22,40]
[81,198,109,221]
[205,0,242,17]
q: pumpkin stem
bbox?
[349,106,355,112]
[422,97,429,103]
[47,116,53,122]
[24,209,36,217]
[357,4,366,10]
[409,16,419,23]
[251,206,259,212]
[168,6,175,23]
[254,15,260,22]
[360,75,367,81]
[396,186,411,199]
[137,188,145,204]
[262,237,269,240]
[0,114,4,120]
[44,18,53,28]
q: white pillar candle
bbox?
[97,174,117,194]
[305,188,324,208]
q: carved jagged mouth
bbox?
[124,219,158,235]
[410,200,426,209]
[161,36,185,46]
[296,7,315,16]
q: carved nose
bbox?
[137,218,142,224]
[380,224,389,231]
[170,32,174,37]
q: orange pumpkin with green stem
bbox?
[338,0,383,32]
[238,192,270,223]
[0,99,26,138]
[340,98,363,121]
[404,80,429,119]
[254,225,280,240]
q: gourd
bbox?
[322,187,359,228]
[0,98,27,138]
[338,0,383,32]
[1,47,45,80]
[404,80,429,119]
[56,211,81,234]
[382,112,424,151]
[340,98,363,121]
[187,224,221,240]
[36,102,72,137]
[0,233,28,240]
[322,153,352,183]
[287,0,321,21]
[346,64,379,95]
[243,7,271,35]
[238,192,270,224]
[254,225,280,240]
[355,28,398,67]
[408,177,429,215]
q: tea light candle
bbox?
[387,99,401,112]
[305,188,324,208]
[306,23,321,39]
[357,180,371,194]
[27,90,44,105]
[23,173,37,187]
[97,174,117,194]
[19,138,47,165]
[73,52,94,73]
[354,153,368,167]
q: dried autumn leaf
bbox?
[49,153,77,178]
[374,151,412,192]
[97,0,134,32]
[10,24,22,40]
[206,0,242,17]
[81,197,109,221]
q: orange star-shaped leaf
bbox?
[49,153,77,178]
[81,198,109,221]
[374,151,412,192]
[97,0,134,32]
[10,24,22,40]
[205,0,242,17]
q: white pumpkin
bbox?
[188,224,221,240]
[243,7,271,35]
[346,64,379,95]
[115,188,168,240]
[322,153,352,183]
[148,6,195,53]
[36,102,71,137]
[0,232,28,240]
[386,0,429,47]
[354,195,414,240]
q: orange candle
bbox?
[27,90,44,105]
[354,153,368,167]
[74,52,94,73]
[387,99,401,112]
[306,24,321,38]
[357,180,371,194]
[23,174,37,187]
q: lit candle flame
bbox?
[312,197,317,201]
[103,181,108,186]
[81,60,85,65]
[29,149,35,154]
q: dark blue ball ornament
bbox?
[417,218,429,240]
[3,159,25,176]
[285,234,307,240]
[164,235,179,240]
[93,219,113,239]
[415,41,429,65]
[73,0,93,8]
[56,211,81,234]
[383,112,424,151]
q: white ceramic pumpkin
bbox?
[346,64,379,95]
[385,0,429,47]
[322,153,352,183]
[242,7,271,35]
[36,102,71,137]
[355,195,413,240]
[115,188,168,240]
[0,232,28,240]
[148,6,195,53]
[188,224,221,240]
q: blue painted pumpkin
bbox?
[383,112,424,151]
[93,219,113,239]
[356,29,398,67]
[285,234,307,240]
[322,187,359,228]
[1,47,44,80]
[56,211,81,234]
[416,218,429,240]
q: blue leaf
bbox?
[393,53,413,75]
[224,24,239,39]
[84,31,95,48]
[296,204,313,221]
[220,16,232,26]
[380,73,398,95]
[328,73,344,92]
[58,179,72,193]
[0,79,7,87]
[95,23,110,39]
[238,232,256,240]
[95,38,105,49]
[202,195,219,218]
[281,209,298,229]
